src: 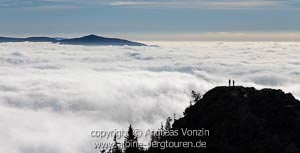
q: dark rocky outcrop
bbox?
[166,86,300,153]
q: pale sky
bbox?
[0,0,300,40]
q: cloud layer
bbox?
[0,41,299,153]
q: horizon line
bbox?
[1,32,300,42]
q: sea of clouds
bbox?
[0,41,299,153]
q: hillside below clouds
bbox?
[0,34,146,46]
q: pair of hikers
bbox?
[229,79,235,87]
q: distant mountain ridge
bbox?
[0,34,146,46]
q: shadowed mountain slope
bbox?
[164,86,300,153]
[0,37,57,42]
[60,34,146,46]
[0,35,146,46]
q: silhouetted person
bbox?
[229,79,231,86]
[233,80,235,86]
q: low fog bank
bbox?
[0,41,299,153]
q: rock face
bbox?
[170,86,300,153]
[0,35,146,46]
